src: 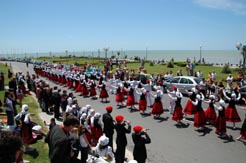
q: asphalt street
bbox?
[5,61,246,163]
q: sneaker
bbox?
[236,136,242,140]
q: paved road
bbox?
[5,61,246,163]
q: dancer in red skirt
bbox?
[223,92,241,129]
[184,87,198,118]
[151,90,164,119]
[169,91,184,125]
[125,84,136,111]
[136,88,147,114]
[215,99,228,137]
[236,113,246,140]
[80,79,89,97]
[88,79,97,99]
[113,83,125,106]
[204,95,217,125]
[98,81,109,102]
[192,94,206,130]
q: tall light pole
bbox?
[145,47,148,60]
[199,45,202,64]
[236,42,246,79]
[103,47,109,59]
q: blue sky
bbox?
[0,0,246,53]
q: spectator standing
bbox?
[114,115,131,163]
[132,125,151,163]
[102,106,115,151]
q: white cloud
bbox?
[193,0,246,15]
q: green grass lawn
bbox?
[37,56,239,83]
[0,63,49,163]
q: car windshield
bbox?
[193,78,202,84]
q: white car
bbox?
[163,76,202,95]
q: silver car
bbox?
[163,76,202,95]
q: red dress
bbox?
[194,100,206,128]
[215,106,226,135]
[240,118,246,140]
[89,82,97,97]
[152,96,163,115]
[139,93,147,112]
[126,88,135,106]
[184,92,197,115]
[115,87,124,102]
[172,97,183,121]
[225,100,241,122]
[204,101,217,124]
[99,84,109,99]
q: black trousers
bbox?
[115,144,126,163]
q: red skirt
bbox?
[81,87,89,96]
[21,124,33,145]
[151,102,163,115]
[99,89,109,98]
[204,107,217,124]
[194,110,206,128]
[172,106,183,121]
[122,87,128,96]
[127,95,135,106]
[75,83,82,92]
[116,93,124,102]
[139,99,147,112]
[240,119,246,140]
[184,100,196,115]
[90,88,97,97]
[225,107,241,122]
[215,116,226,135]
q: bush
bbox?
[173,62,187,67]
[167,61,174,68]
[149,62,154,66]
[221,64,232,74]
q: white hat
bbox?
[22,104,29,112]
[81,107,87,113]
[141,87,146,93]
[231,93,236,98]
[196,94,201,100]
[191,87,196,93]
[209,95,215,100]
[219,99,225,107]
[88,109,95,116]
[67,97,73,104]
[72,105,77,109]
[128,160,138,163]
[157,90,162,95]
[81,113,87,120]
[98,134,109,146]
[85,104,91,110]
[94,112,101,119]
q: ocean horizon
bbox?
[1,50,241,65]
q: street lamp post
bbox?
[199,45,202,64]
[236,43,246,79]
[103,47,109,59]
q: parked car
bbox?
[84,67,101,77]
[135,73,153,84]
[163,76,202,95]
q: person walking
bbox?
[102,106,115,151]
[114,115,131,163]
[132,125,151,163]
